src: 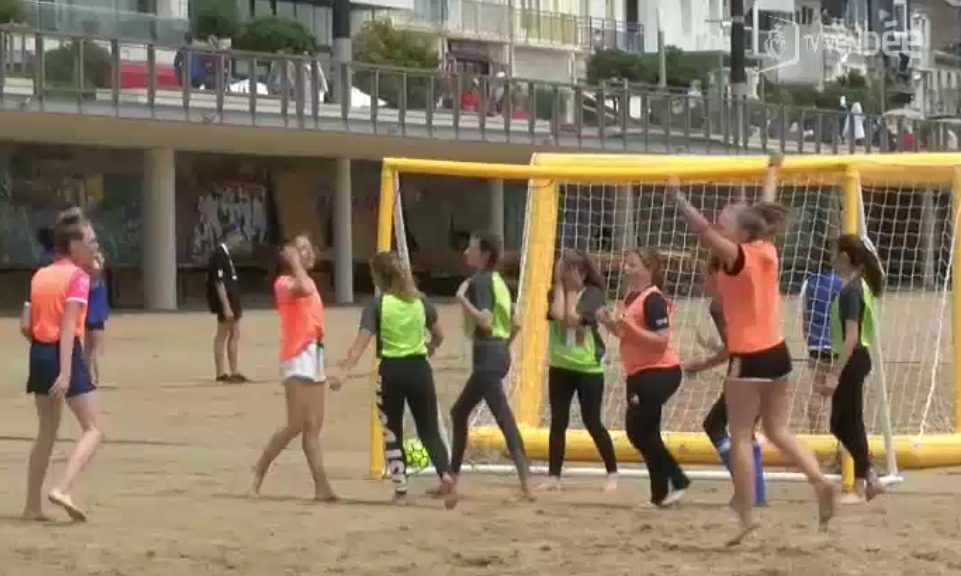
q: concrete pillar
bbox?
[922,187,936,290]
[157,0,187,19]
[614,184,636,250]
[142,148,178,311]
[488,179,505,241]
[334,157,353,304]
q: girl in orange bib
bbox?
[599,248,689,507]
[251,234,336,502]
[670,157,834,545]
[22,208,104,522]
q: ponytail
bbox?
[370,251,421,300]
[836,234,885,296]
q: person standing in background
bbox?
[85,250,109,387]
[207,225,249,383]
[36,227,55,268]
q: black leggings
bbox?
[450,367,529,484]
[703,393,729,448]
[378,356,451,495]
[830,347,872,479]
[625,366,689,504]
[548,367,617,476]
[703,392,763,447]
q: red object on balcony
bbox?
[461,88,479,112]
[120,61,180,89]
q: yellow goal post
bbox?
[369,153,961,487]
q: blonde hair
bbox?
[370,251,420,300]
[626,246,665,289]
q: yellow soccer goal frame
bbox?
[368,152,961,488]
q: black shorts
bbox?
[85,321,106,332]
[808,349,836,362]
[209,291,243,322]
[27,339,96,398]
[729,341,792,380]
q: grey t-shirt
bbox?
[467,270,511,373]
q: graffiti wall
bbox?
[188,181,269,265]
[0,146,143,268]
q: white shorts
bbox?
[280,342,326,383]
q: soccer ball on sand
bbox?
[403,438,431,472]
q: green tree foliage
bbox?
[352,19,438,108]
[762,71,884,114]
[233,16,317,54]
[45,41,112,89]
[586,47,715,89]
[193,0,238,40]
[0,0,26,25]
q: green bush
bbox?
[761,74,883,114]
[353,20,438,109]
[533,85,568,121]
[44,41,111,89]
[586,47,714,89]
[233,16,316,54]
[0,0,26,24]
[193,0,237,40]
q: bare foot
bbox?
[535,477,561,493]
[428,474,459,498]
[817,484,837,531]
[726,521,760,547]
[20,510,52,522]
[47,490,86,522]
[314,475,338,502]
[839,492,865,505]
[250,466,265,497]
[441,478,459,510]
[602,474,618,494]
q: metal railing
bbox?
[389,0,644,54]
[1,27,958,154]
[21,0,189,45]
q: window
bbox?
[236,0,251,21]
[276,0,294,19]
[254,0,272,16]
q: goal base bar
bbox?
[467,426,961,470]
[409,465,904,488]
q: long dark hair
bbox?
[472,230,502,270]
[272,233,309,281]
[370,251,421,300]
[559,249,605,290]
[836,234,885,296]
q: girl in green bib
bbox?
[820,234,885,502]
[333,252,457,508]
[450,231,531,500]
[538,250,618,492]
